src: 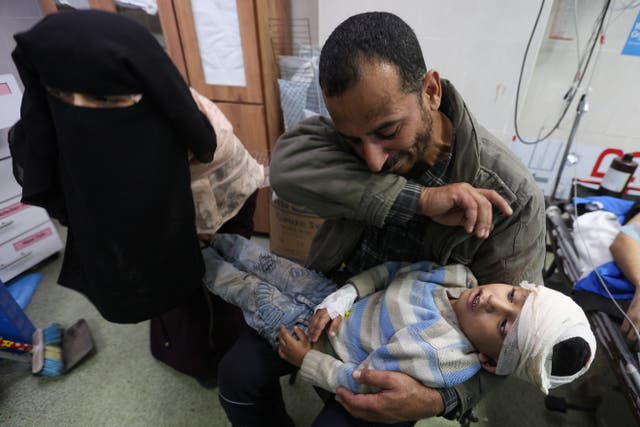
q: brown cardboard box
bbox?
[269,192,324,264]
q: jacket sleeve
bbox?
[299,349,361,393]
[270,116,407,227]
[346,262,401,298]
[471,182,546,286]
[451,370,505,418]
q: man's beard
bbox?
[382,106,444,179]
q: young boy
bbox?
[204,234,596,395]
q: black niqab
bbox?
[10,10,217,323]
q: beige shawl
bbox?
[189,88,266,238]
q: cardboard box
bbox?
[269,192,324,264]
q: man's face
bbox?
[323,61,437,177]
[452,283,531,362]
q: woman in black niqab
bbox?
[10,10,217,323]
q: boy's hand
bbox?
[278,325,311,367]
[308,308,342,342]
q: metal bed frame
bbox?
[545,203,640,423]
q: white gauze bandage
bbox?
[314,284,358,319]
[495,281,597,394]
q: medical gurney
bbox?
[545,202,640,423]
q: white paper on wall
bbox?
[115,0,158,15]
[57,0,91,8]
[191,0,246,87]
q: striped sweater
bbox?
[300,261,481,393]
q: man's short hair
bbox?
[319,12,427,97]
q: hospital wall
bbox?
[0,1,43,90]
[10,1,604,217]
[311,0,639,155]
[2,1,638,163]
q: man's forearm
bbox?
[270,116,406,225]
[334,369,451,422]
[417,386,446,418]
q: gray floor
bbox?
[0,226,636,426]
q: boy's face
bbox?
[451,283,531,365]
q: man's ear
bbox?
[421,69,442,110]
[478,352,497,374]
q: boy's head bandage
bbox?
[495,281,596,394]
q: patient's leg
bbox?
[202,246,317,348]
[211,233,337,305]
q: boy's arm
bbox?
[332,328,503,422]
[279,326,359,393]
[299,349,361,394]
[299,326,441,395]
[308,262,402,342]
[302,318,437,395]
[347,261,403,298]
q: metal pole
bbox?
[550,93,589,202]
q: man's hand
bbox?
[335,369,444,422]
[277,325,311,367]
[308,308,343,342]
[622,294,640,345]
[418,183,512,239]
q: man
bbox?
[218,12,545,426]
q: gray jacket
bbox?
[271,80,545,287]
[270,81,546,418]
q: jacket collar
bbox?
[440,79,480,184]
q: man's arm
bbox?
[470,185,546,286]
[335,369,445,422]
[303,349,473,422]
[336,366,503,423]
[271,116,405,226]
[418,184,512,238]
[611,213,640,344]
[335,368,501,422]
[271,116,512,237]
